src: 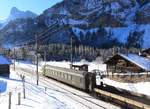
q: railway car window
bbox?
[64,74,67,79]
[72,76,75,81]
[80,78,82,83]
[61,73,63,78]
[57,72,60,76]
[68,75,71,80]
[63,74,65,78]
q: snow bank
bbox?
[103,78,150,96]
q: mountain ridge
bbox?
[0,0,150,48]
[7,7,37,23]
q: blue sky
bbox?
[0,0,62,20]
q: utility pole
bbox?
[43,49,46,76]
[35,34,39,85]
[13,47,16,71]
[70,35,73,68]
[13,26,16,71]
[66,16,73,69]
[44,47,46,65]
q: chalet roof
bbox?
[119,53,150,71]
[0,55,12,65]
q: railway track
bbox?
[13,66,118,109]
[41,78,106,109]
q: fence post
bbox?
[18,93,21,105]
[23,76,25,99]
[20,75,25,99]
[8,92,12,109]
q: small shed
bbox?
[0,55,12,77]
[105,53,150,75]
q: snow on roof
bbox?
[119,53,150,71]
[0,55,12,65]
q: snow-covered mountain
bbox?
[0,7,37,30]
[0,0,150,48]
[35,0,150,48]
[0,22,2,28]
[0,20,5,29]
[6,7,37,23]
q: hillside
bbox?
[0,0,150,48]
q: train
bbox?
[43,64,96,92]
[43,64,150,109]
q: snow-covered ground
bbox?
[103,78,150,97]
[0,61,120,109]
[1,60,150,109]
[0,72,85,109]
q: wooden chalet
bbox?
[105,53,150,75]
[0,55,12,77]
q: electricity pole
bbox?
[66,16,73,69]
[35,34,39,85]
[43,49,46,76]
[70,35,73,69]
[13,24,16,71]
[44,49,46,66]
[13,47,15,71]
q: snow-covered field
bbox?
[0,61,119,109]
[0,72,84,109]
[1,60,150,109]
[102,78,150,97]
